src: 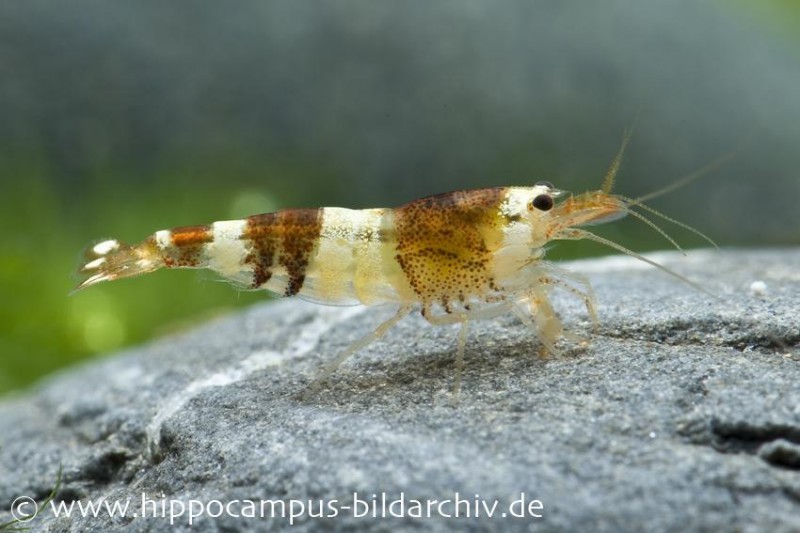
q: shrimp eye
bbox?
[535,180,554,189]
[530,194,554,211]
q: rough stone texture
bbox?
[1,249,798,532]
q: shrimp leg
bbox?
[306,305,413,394]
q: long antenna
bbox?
[565,228,718,298]
[631,149,737,205]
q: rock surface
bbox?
[1,249,799,532]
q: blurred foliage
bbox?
[741,0,800,38]
[1,0,799,396]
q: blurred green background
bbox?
[1,1,799,396]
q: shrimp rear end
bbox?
[78,238,165,290]
[76,209,416,307]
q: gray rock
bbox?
[1,249,798,532]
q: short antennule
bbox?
[557,228,718,298]
[620,197,719,250]
[74,238,164,292]
[602,123,637,194]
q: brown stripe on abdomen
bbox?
[244,208,323,296]
[244,213,278,288]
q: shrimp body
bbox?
[79,185,570,311]
[78,142,715,395]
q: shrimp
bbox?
[76,134,721,396]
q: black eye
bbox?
[531,194,554,211]
[535,180,554,189]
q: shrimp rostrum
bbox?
[77,138,717,394]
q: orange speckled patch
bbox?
[164,225,212,267]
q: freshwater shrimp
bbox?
[76,134,721,395]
